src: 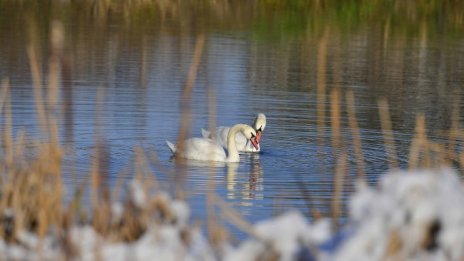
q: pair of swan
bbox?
[166,113,266,163]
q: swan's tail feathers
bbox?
[166,140,176,153]
[201,128,211,138]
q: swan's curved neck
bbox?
[226,124,246,162]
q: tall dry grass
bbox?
[0,20,201,258]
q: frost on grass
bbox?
[332,168,464,261]
[1,168,464,260]
[229,168,464,261]
[0,180,215,261]
[225,211,331,261]
[71,224,214,261]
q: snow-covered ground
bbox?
[330,168,464,260]
[1,168,463,260]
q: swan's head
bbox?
[253,113,266,143]
[242,125,259,150]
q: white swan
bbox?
[166,124,259,162]
[201,113,266,152]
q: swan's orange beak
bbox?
[256,130,262,143]
[250,136,259,150]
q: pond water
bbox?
[1,2,464,239]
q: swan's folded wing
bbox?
[184,138,226,161]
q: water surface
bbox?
[1,2,464,239]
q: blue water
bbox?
[1,28,463,239]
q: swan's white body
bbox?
[201,113,266,152]
[166,124,258,163]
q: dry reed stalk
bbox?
[447,93,460,165]
[175,35,205,158]
[47,21,63,173]
[206,87,218,242]
[383,17,391,56]
[346,91,366,180]
[27,45,48,136]
[316,29,328,150]
[378,99,398,169]
[418,115,431,168]
[460,152,464,170]
[207,88,217,161]
[111,166,130,203]
[0,79,10,115]
[90,88,104,218]
[45,23,65,229]
[3,94,13,167]
[331,152,347,229]
[330,89,341,152]
[14,130,26,165]
[135,146,160,196]
[213,194,258,239]
[62,51,74,145]
[427,141,445,166]
[384,229,402,258]
[48,21,63,112]
[91,141,112,236]
[409,138,420,169]
[0,79,11,191]
[0,19,68,248]
[148,149,172,182]
[409,114,428,169]
[316,29,329,213]
[294,175,322,220]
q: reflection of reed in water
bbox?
[226,154,263,206]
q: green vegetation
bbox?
[0,0,463,39]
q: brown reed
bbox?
[408,113,428,169]
[0,18,201,255]
[213,194,257,239]
[175,35,205,159]
[330,88,341,152]
[294,175,323,220]
[447,93,460,165]
[331,152,347,230]
[206,86,219,243]
[27,45,48,136]
[316,29,328,151]
[378,98,398,169]
[346,91,366,180]
[0,30,64,252]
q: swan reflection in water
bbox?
[168,153,264,207]
[226,153,263,206]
